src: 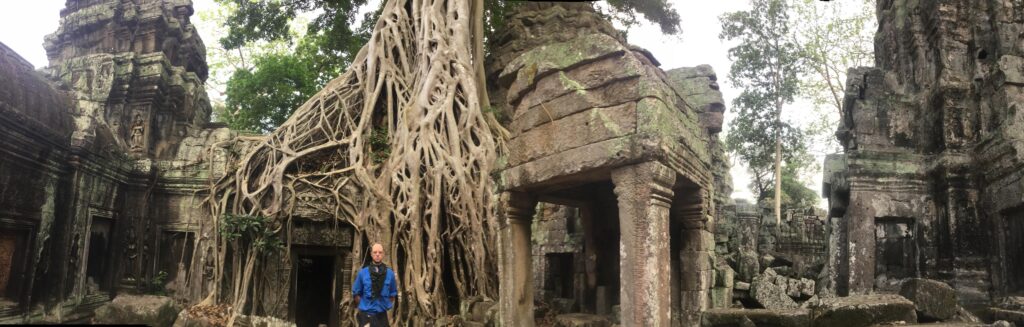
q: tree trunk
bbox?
[774,100,782,225]
[204,0,502,324]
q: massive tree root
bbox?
[203,0,500,324]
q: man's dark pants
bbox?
[356,311,388,327]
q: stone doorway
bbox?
[543,253,573,299]
[86,216,113,292]
[157,230,195,292]
[290,247,341,327]
[874,217,917,291]
[529,183,622,318]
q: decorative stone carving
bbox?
[130,112,145,150]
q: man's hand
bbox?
[354,295,360,306]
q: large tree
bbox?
[792,0,875,154]
[200,0,681,325]
[721,0,804,224]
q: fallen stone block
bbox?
[809,294,917,327]
[990,308,1024,326]
[997,296,1024,311]
[238,315,296,327]
[555,313,611,327]
[899,278,957,321]
[94,294,182,327]
[800,278,816,297]
[787,278,802,298]
[949,305,981,323]
[750,276,799,310]
[701,308,810,327]
[735,281,750,291]
[173,304,229,327]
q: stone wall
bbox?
[0,1,355,324]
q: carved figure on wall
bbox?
[65,233,80,296]
[123,226,138,281]
[130,113,145,150]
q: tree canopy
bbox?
[208,0,681,132]
[721,0,875,212]
[720,0,804,220]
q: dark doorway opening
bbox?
[1005,210,1024,294]
[86,216,113,292]
[545,253,574,299]
[294,254,336,327]
[0,229,28,307]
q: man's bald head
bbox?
[371,243,385,264]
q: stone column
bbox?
[611,161,675,326]
[497,191,537,327]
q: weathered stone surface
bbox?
[899,278,958,321]
[809,294,917,327]
[700,308,810,327]
[93,295,182,327]
[554,313,611,327]
[236,315,296,327]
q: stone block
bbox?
[715,265,735,288]
[710,287,732,309]
[787,278,802,298]
[990,308,1024,326]
[239,315,296,327]
[701,308,811,327]
[681,290,710,312]
[800,278,816,297]
[750,276,799,310]
[735,281,750,291]
[899,278,958,321]
[508,103,637,166]
[554,313,611,327]
[809,294,917,327]
[94,294,182,327]
[1000,55,1024,85]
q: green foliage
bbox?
[219,214,283,253]
[210,0,378,132]
[603,0,681,34]
[761,164,820,209]
[369,127,390,164]
[791,0,875,154]
[720,0,807,203]
[221,52,319,133]
[146,270,169,295]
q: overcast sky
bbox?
[0,0,826,205]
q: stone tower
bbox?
[42,0,211,158]
[824,0,1024,305]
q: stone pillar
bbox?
[497,191,537,327]
[674,187,712,325]
[611,161,675,326]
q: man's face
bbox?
[371,244,384,263]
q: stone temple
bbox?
[1,0,1024,326]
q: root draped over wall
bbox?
[201,0,501,323]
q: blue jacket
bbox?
[352,264,398,313]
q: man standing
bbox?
[352,243,398,327]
